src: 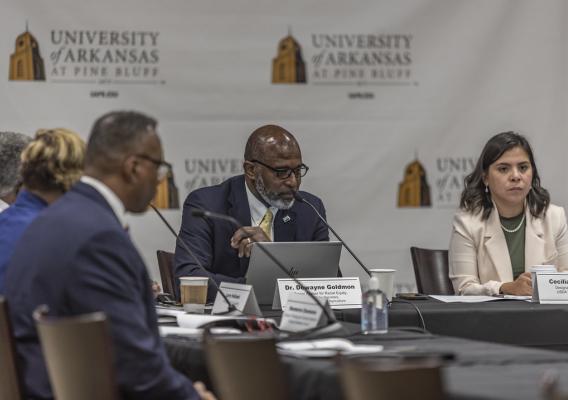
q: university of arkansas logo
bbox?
[9,26,46,81]
[397,157,431,207]
[153,167,180,210]
[272,31,307,84]
[271,29,415,88]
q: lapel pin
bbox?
[283,215,291,223]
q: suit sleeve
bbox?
[311,197,330,241]
[174,191,244,300]
[68,231,199,400]
[554,206,568,271]
[449,213,502,296]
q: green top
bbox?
[500,212,526,279]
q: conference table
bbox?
[163,322,568,400]
[336,298,568,350]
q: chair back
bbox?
[340,357,445,400]
[204,333,290,400]
[34,309,120,400]
[0,297,24,400]
[157,250,176,299]
[410,247,454,295]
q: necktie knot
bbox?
[259,209,273,240]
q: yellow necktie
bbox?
[259,209,274,240]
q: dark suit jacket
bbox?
[4,182,197,400]
[174,175,330,300]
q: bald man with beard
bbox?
[174,125,330,301]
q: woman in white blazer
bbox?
[449,132,568,295]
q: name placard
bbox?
[211,282,262,316]
[534,272,568,304]
[273,277,361,310]
[279,292,330,332]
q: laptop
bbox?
[245,241,342,305]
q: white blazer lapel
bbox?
[484,209,513,282]
[525,210,555,268]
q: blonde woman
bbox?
[0,128,85,291]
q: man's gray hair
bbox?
[0,131,31,197]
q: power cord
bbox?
[388,299,428,332]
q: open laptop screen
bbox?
[245,241,342,305]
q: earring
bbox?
[485,185,489,194]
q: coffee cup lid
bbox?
[179,276,208,283]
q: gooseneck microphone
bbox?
[293,192,371,277]
[149,204,239,315]
[191,208,342,334]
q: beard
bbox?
[255,174,295,210]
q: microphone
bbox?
[149,204,240,315]
[293,192,371,277]
[191,207,344,337]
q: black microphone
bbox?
[191,207,344,336]
[293,192,371,277]
[149,204,240,315]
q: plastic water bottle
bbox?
[361,275,388,334]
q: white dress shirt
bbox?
[245,181,277,239]
[0,199,9,213]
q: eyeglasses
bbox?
[135,154,172,181]
[250,159,309,179]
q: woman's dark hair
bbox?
[460,131,549,220]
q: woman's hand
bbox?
[499,272,532,296]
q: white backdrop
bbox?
[2,0,568,292]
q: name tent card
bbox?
[273,277,361,310]
[211,282,262,316]
[534,272,568,304]
[279,292,332,332]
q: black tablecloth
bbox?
[337,298,568,350]
[164,325,568,400]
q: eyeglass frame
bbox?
[248,159,309,179]
[134,154,172,181]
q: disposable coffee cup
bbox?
[369,269,396,301]
[529,265,556,300]
[179,276,208,313]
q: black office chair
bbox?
[156,250,176,300]
[0,297,24,400]
[410,247,454,295]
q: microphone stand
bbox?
[294,192,371,277]
[149,204,240,315]
[192,208,345,338]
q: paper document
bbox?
[159,326,241,337]
[176,313,276,329]
[276,338,383,358]
[159,326,202,337]
[430,295,531,303]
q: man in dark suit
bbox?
[174,125,329,300]
[4,111,214,400]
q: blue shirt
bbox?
[0,190,47,292]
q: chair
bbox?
[204,332,291,400]
[410,247,454,295]
[157,250,176,299]
[340,356,445,400]
[0,297,24,400]
[34,308,120,400]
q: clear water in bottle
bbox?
[361,276,388,334]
